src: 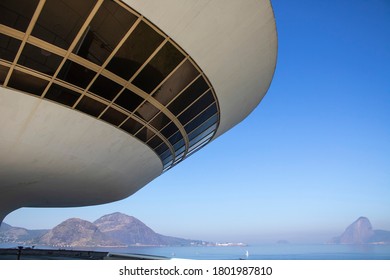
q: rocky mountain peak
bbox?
[94,212,136,225]
[39,217,122,247]
[340,217,374,243]
[330,216,377,244]
[93,212,151,233]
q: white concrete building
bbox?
[0,0,277,222]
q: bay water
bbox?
[3,243,389,260]
[117,244,390,260]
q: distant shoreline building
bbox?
[0,0,277,223]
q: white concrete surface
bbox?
[0,87,162,221]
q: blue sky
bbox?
[4,0,390,244]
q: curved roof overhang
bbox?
[0,86,162,219]
[0,0,277,222]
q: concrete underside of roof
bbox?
[0,87,162,222]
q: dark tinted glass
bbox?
[182,101,217,131]
[189,132,214,153]
[178,90,215,130]
[155,142,169,156]
[150,112,171,131]
[191,90,215,113]
[135,101,159,122]
[0,0,39,32]
[189,123,217,145]
[73,0,137,65]
[0,65,9,85]
[160,149,171,161]
[135,127,155,142]
[175,145,186,156]
[100,107,127,126]
[152,59,199,106]
[188,114,218,139]
[167,76,209,115]
[0,34,21,62]
[174,149,185,160]
[187,136,213,156]
[114,88,144,112]
[32,0,96,49]
[45,83,81,107]
[168,131,183,146]
[120,117,143,135]
[107,21,164,80]
[89,75,122,101]
[173,138,185,151]
[75,96,106,117]
[58,60,96,89]
[132,41,184,93]
[18,43,62,75]
[161,122,178,139]
[8,70,48,96]
[147,135,164,149]
[188,136,211,154]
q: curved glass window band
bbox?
[0,0,220,171]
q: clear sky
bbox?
[4,0,390,244]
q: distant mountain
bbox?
[330,217,390,244]
[0,222,12,231]
[1,213,212,247]
[38,218,123,247]
[331,217,374,244]
[0,222,48,244]
[370,230,390,244]
[93,212,209,246]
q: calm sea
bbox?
[2,243,390,260]
[115,244,390,260]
